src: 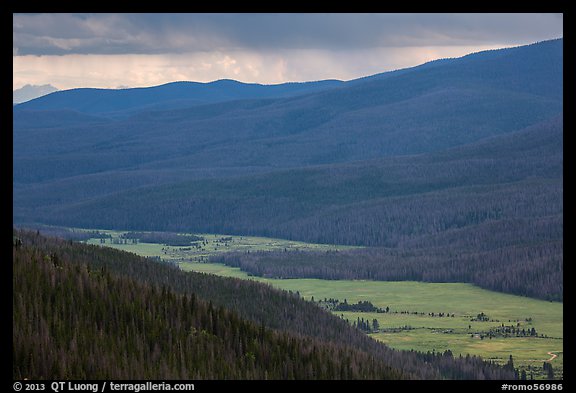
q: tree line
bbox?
[119,231,204,246]
[210,237,562,302]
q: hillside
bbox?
[12,230,403,379]
[13,230,515,380]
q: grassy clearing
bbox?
[84,230,357,261]
[79,228,562,379]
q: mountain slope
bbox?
[14,230,514,379]
[13,109,111,129]
[13,231,403,379]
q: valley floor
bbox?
[182,261,563,378]
[74,227,562,379]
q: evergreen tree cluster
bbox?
[211,240,562,301]
[119,231,203,246]
[333,300,383,313]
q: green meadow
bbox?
[82,228,562,379]
[183,263,562,378]
[85,230,356,260]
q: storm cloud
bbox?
[12,13,563,90]
[13,13,563,56]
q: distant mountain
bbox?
[14,79,344,118]
[13,39,563,117]
[14,39,562,185]
[13,84,59,104]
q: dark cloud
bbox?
[13,13,563,56]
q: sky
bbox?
[13,13,563,91]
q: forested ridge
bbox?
[13,230,516,380]
[33,116,562,301]
[25,115,561,246]
[13,231,402,379]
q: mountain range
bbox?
[13,84,59,104]
[14,39,562,180]
[13,38,563,300]
[15,79,344,117]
